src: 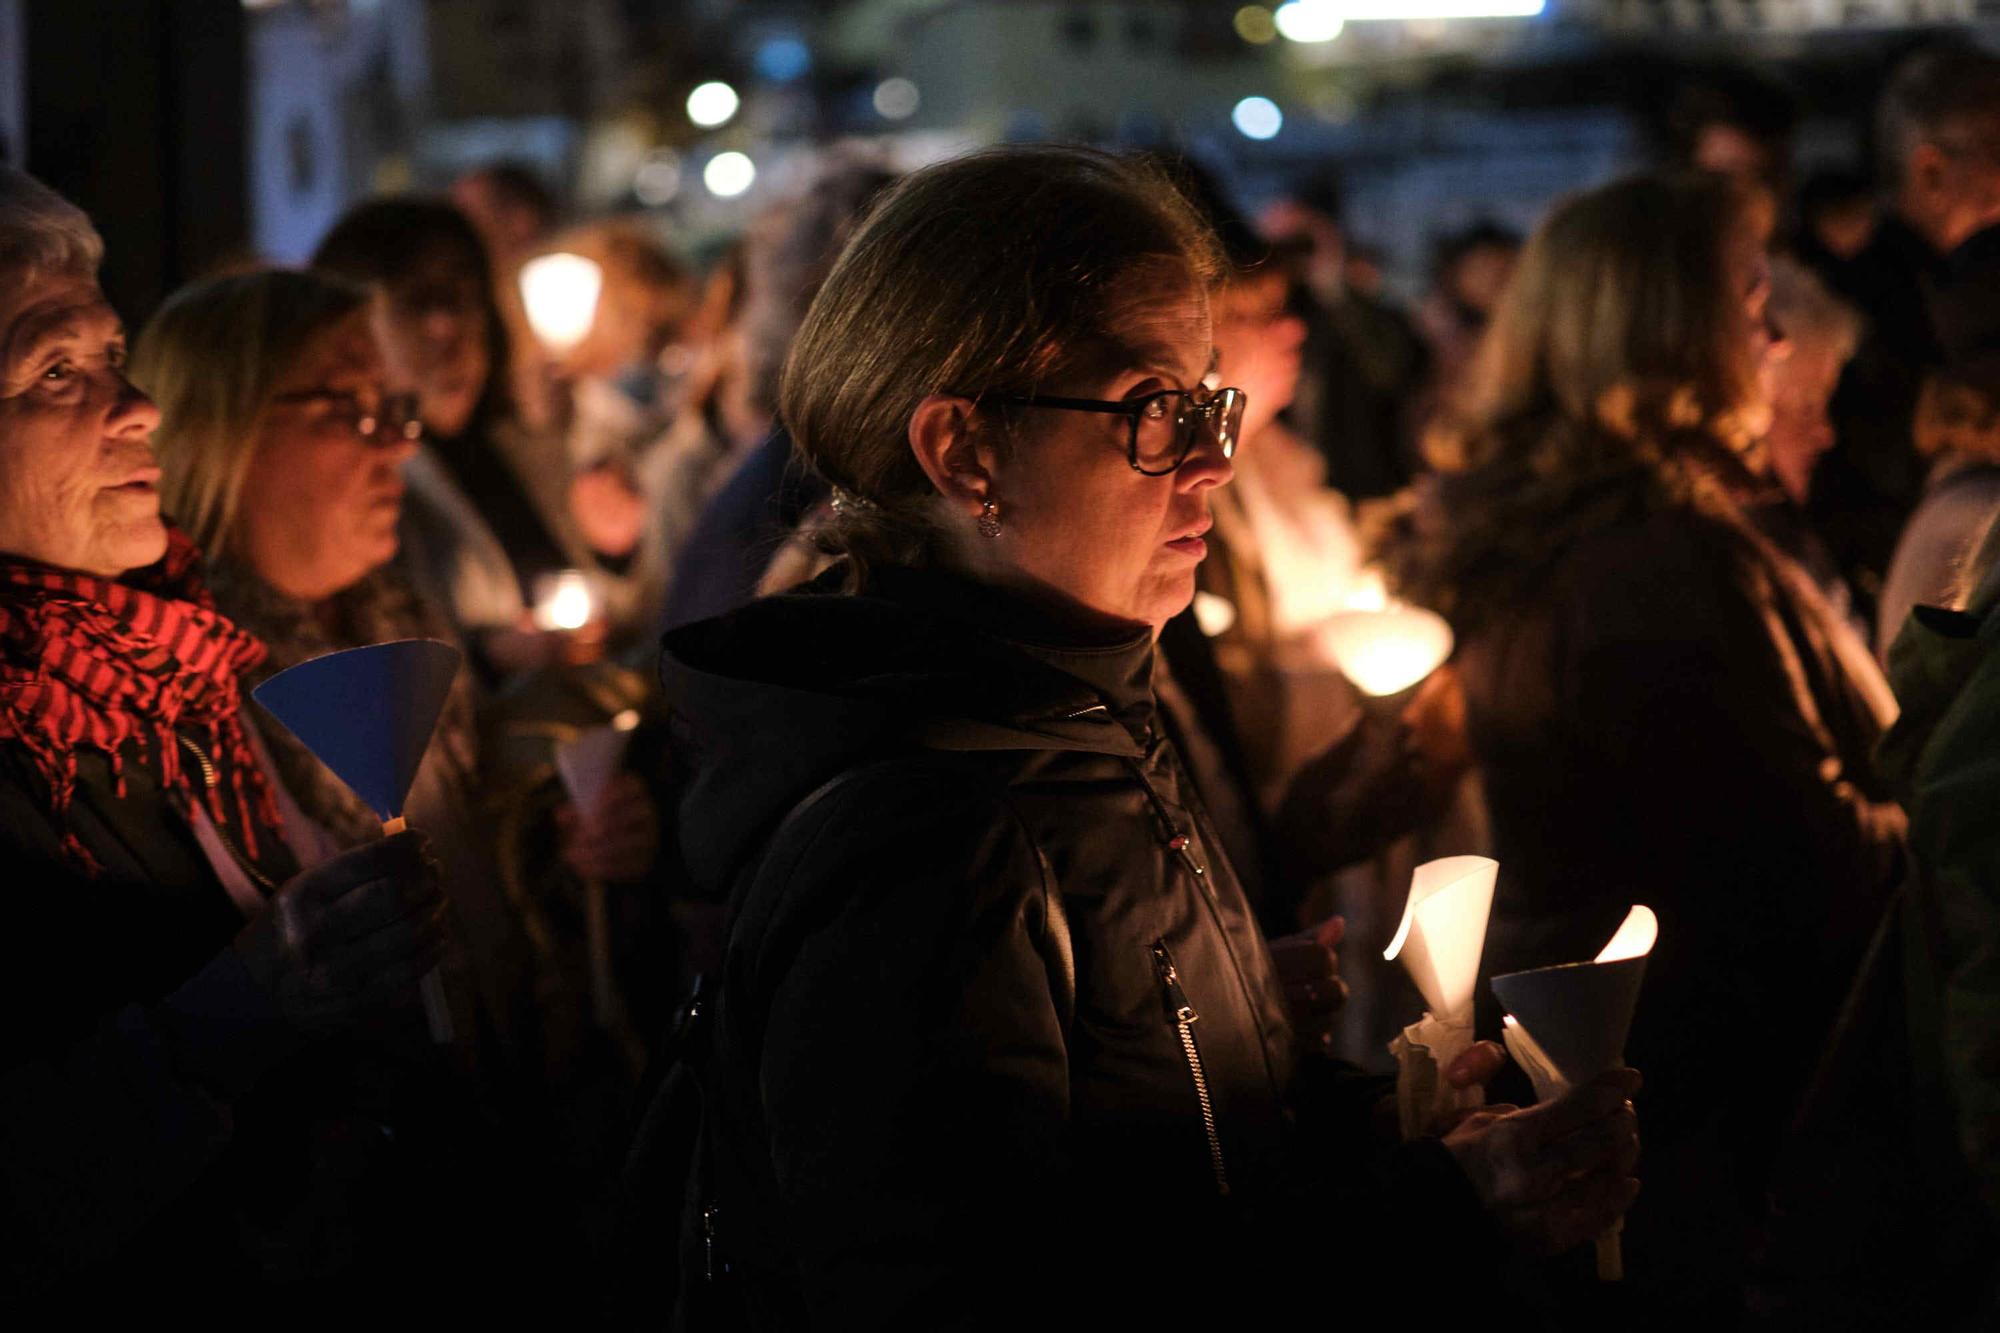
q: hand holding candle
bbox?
[1384,855,1498,1138]
[1492,905,1657,1279]
[251,639,465,1045]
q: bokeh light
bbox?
[1232,96,1284,141]
[873,77,921,120]
[1233,5,1278,44]
[1274,0,1345,42]
[703,150,757,198]
[686,81,740,129]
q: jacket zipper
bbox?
[1150,939,1230,1197]
[176,734,276,892]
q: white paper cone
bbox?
[1317,606,1454,697]
[555,724,634,813]
[1384,855,1497,1022]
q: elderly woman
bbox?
[0,172,443,1306]
[655,146,1639,1325]
[1385,173,1905,1320]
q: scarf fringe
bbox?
[0,529,281,876]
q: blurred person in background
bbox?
[311,199,647,674]
[1260,173,1430,504]
[1386,172,1904,1324]
[1661,69,1800,203]
[643,144,1639,1325]
[537,218,698,632]
[1812,43,2000,620]
[1413,221,1522,435]
[1792,167,1878,287]
[1745,253,1868,635]
[451,161,562,432]
[0,167,447,1316]
[657,161,898,632]
[1876,223,2000,657]
[140,265,666,1270]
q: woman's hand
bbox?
[569,463,645,559]
[233,830,446,1035]
[1399,662,1473,817]
[558,769,660,883]
[1269,914,1349,1051]
[1439,1067,1643,1257]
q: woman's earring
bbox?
[977,500,1002,538]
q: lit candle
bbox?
[532,569,597,632]
[519,252,603,354]
[1316,605,1454,697]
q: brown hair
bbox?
[1431,171,1770,475]
[134,268,371,559]
[779,145,1222,580]
[1386,174,1773,620]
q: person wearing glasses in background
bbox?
[133,268,597,1311]
[647,146,1640,1326]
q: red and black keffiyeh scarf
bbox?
[0,526,282,873]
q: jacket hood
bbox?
[659,565,1154,896]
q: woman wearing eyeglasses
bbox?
[132,268,571,1263]
[651,146,1640,1326]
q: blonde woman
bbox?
[1386,173,1904,1320]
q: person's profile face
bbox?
[978,281,1233,633]
[0,270,164,576]
[371,244,491,439]
[1214,271,1303,439]
[240,310,413,601]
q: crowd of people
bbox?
[4,36,2000,1331]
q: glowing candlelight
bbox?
[1192,591,1238,637]
[532,569,596,632]
[1317,605,1454,697]
[519,252,603,354]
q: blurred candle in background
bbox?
[520,251,603,354]
[532,569,597,632]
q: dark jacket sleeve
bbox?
[736,765,1073,1328]
[0,784,304,1288]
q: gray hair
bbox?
[1876,44,2000,189]
[1769,254,1861,367]
[0,166,102,281]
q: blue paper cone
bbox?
[251,639,463,821]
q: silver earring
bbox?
[976,499,1002,538]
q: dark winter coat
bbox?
[1391,446,1905,1318]
[656,565,1492,1327]
[0,738,307,1312]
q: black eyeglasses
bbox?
[982,386,1245,475]
[271,389,424,446]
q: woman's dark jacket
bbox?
[656,567,1491,1327]
[0,739,307,1312]
[1394,449,1905,1315]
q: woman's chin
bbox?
[103,515,169,577]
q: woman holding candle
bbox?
[654,145,1640,1325]
[134,267,662,1222]
[1384,172,1905,1320]
[309,199,643,677]
[0,168,446,1313]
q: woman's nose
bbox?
[1178,429,1235,492]
[109,373,161,438]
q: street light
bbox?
[686,81,740,129]
[703,151,757,199]
[1274,0,1344,42]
